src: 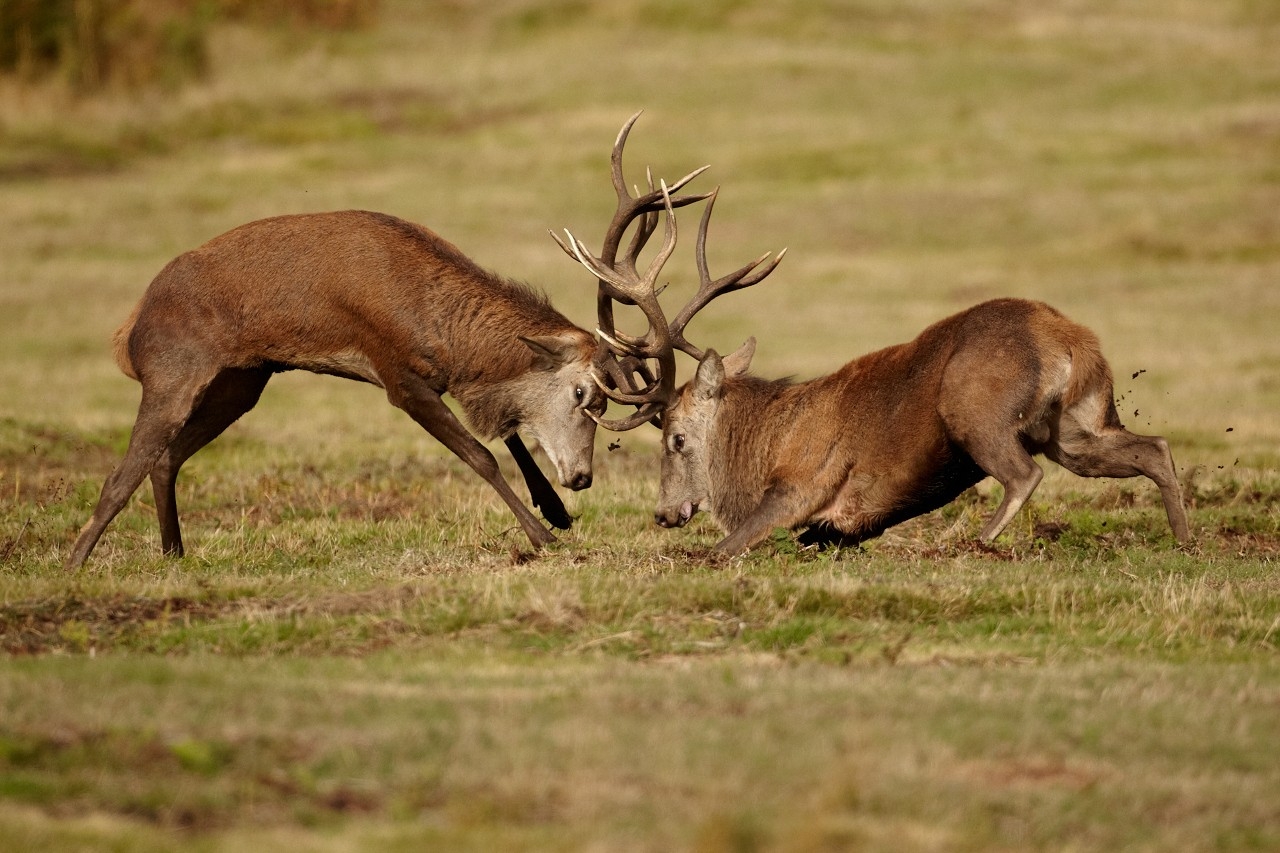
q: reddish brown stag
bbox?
[560,167,1192,556]
[66,191,694,568]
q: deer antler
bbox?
[551,111,710,430]
[669,188,787,361]
[553,112,785,431]
[558,181,682,430]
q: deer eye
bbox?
[672,434,685,452]
[574,386,585,403]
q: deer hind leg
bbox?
[149,368,271,557]
[960,437,1045,543]
[65,369,219,570]
[1045,393,1191,543]
[388,373,556,548]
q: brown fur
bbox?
[112,302,142,380]
[657,298,1191,554]
[68,210,605,568]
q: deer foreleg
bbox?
[714,482,822,556]
[797,522,872,550]
[504,435,572,530]
[390,377,556,548]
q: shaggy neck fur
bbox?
[707,375,799,531]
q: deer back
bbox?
[116,210,594,397]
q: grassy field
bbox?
[2,0,1279,849]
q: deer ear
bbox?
[693,349,725,402]
[721,337,755,378]
[520,335,580,371]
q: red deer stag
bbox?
[66,164,708,569]
[559,173,1192,556]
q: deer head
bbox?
[654,339,757,528]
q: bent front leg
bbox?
[715,482,823,557]
[389,375,555,548]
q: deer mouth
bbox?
[679,500,696,523]
[656,500,698,529]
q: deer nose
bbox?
[569,472,592,491]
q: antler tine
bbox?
[597,112,710,265]
[621,203,659,290]
[560,231,639,299]
[588,401,666,432]
[661,163,712,199]
[612,113,711,205]
[609,111,644,204]
[555,113,705,431]
[596,181,680,418]
[632,165,713,214]
[595,326,646,358]
[591,353,655,401]
[558,185,677,351]
[668,187,787,360]
[551,224,657,353]
[548,227,577,260]
[640,180,680,294]
[589,370,657,407]
[557,177,680,404]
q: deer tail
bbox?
[111,303,142,381]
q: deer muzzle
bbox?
[655,500,697,528]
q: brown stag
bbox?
[66,157,709,568]
[558,161,1192,556]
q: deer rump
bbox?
[664,297,1190,554]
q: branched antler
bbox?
[669,188,787,360]
[556,180,683,430]
[553,112,784,431]
[551,111,709,430]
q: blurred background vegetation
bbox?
[0,0,376,91]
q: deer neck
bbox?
[438,283,582,439]
[706,377,797,531]
[451,365,538,441]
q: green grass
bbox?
[2,0,1279,850]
